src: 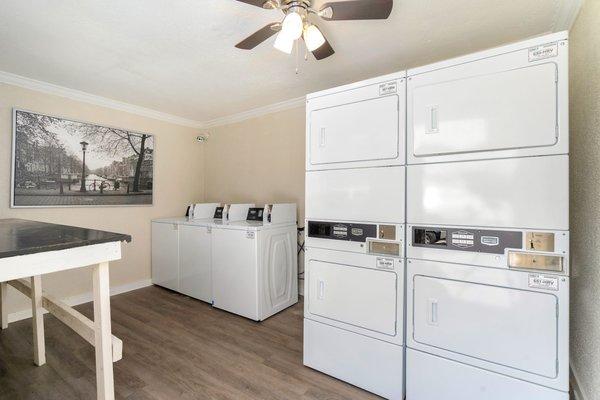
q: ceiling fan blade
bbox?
[235,23,281,50]
[319,0,393,20]
[234,0,268,8]
[311,36,335,60]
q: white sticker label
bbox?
[528,274,559,291]
[379,81,397,96]
[528,43,558,62]
[246,231,255,239]
[376,257,395,270]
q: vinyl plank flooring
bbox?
[0,286,381,400]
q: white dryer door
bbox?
[412,274,558,378]
[308,260,397,335]
[411,63,558,157]
[307,75,406,171]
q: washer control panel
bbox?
[412,226,523,254]
[246,207,264,221]
[213,207,224,219]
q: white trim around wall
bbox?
[570,363,589,400]
[0,69,305,130]
[7,278,153,323]
[200,95,306,129]
[553,0,585,31]
[0,70,203,128]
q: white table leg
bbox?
[0,282,8,329]
[93,262,114,400]
[31,275,46,366]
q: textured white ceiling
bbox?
[0,0,576,123]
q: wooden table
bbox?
[0,219,131,400]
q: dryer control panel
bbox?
[412,226,522,255]
[308,221,377,243]
[409,225,568,274]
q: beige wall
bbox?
[570,1,600,399]
[203,106,306,223]
[0,83,205,316]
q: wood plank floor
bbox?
[0,286,381,399]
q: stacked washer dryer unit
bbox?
[405,32,570,399]
[303,72,407,399]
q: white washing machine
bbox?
[211,203,298,321]
[152,203,254,303]
[404,31,569,400]
[177,203,221,302]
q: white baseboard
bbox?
[7,278,153,323]
[570,363,589,400]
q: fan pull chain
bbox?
[295,40,299,75]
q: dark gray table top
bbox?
[0,219,131,259]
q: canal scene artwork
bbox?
[12,109,154,207]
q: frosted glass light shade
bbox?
[274,31,294,54]
[303,24,325,51]
[281,12,303,40]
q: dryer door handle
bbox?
[426,105,439,134]
[427,298,439,326]
[318,279,325,300]
[319,127,327,147]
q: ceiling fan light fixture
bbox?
[281,11,303,40]
[303,24,326,51]
[274,31,294,54]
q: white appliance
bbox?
[304,70,407,399]
[151,203,253,303]
[211,204,298,321]
[406,31,568,165]
[405,32,569,400]
[406,155,569,230]
[305,166,405,224]
[306,71,406,171]
[406,227,569,400]
[303,221,405,399]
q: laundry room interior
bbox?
[0,1,598,399]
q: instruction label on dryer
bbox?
[376,257,395,270]
[528,274,559,291]
[528,43,558,62]
[379,81,397,96]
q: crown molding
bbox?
[0,69,306,130]
[553,0,584,31]
[0,70,204,128]
[200,96,306,129]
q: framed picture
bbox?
[11,109,154,208]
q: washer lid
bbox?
[216,221,296,231]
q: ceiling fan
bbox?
[234,0,393,60]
